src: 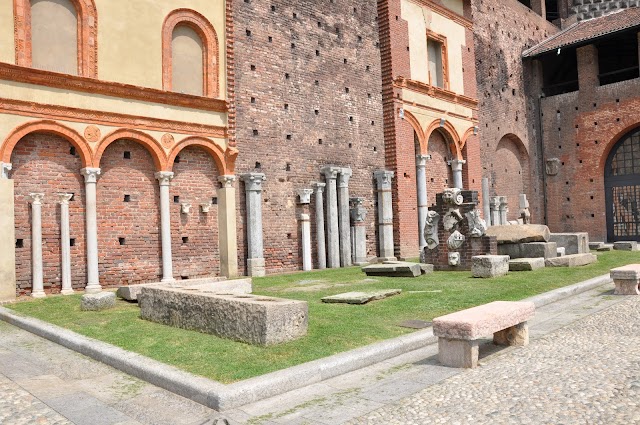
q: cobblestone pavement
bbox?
[349,296,640,425]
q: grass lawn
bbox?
[5,250,639,383]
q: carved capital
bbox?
[155,171,174,186]
[349,197,367,223]
[299,213,310,221]
[297,188,313,204]
[374,170,394,189]
[28,193,45,205]
[448,159,466,172]
[240,173,266,192]
[0,162,12,179]
[218,175,236,188]
[80,168,101,184]
[58,193,73,204]
[312,182,326,194]
[321,165,341,180]
[415,154,432,168]
[337,168,353,188]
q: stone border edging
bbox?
[0,273,612,411]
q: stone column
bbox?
[312,183,327,270]
[416,154,431,249]
[0,179,16,302]
[499,196,509,225]
[81,168,101,294]
[482,178,491,227]
[321,166,341,268]
[1,162,12,179]
[374,170,396,261]
[155,172,175,283]
[58,193,74,295]
[337,168,353,267]
[241,173,266,277]
[490,197,500,227]
[450,159,466,190]
[28,193,45,298]
[350,197,368,265]
[218,176,238,278]
[298,189,313,271]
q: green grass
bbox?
[6,250,639,383]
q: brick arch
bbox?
[94,129,166,171]
[167,137,228,175]
[2,120,91,167]
[402,110,426,154]
[494,133,530,220]
[424,119,462,160]
[460,126,477,150]
[13,0,98,77]
[599,123,640,175]
[162,9,219,98]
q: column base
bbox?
[161,278,176,284]
[31,290,46,299]
[247,258,266,277]
[84,284,102,294]
[60,289,75,296]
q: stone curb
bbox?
[0,273,612,411]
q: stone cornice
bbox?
[394,77,479,111]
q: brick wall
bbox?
[571,0,638,20]
[233,0,385,273]
[11,133,86,295]
[427,130,454,208]
[97,140,162,286]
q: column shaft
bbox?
[156,172,175,283]
[81,168,101,294]
[29,193,45,298]
[350,197,368,265]
[59,194,74,295]
[416,155,430,249]
[337,168,352,267]
[313,183,327,269]
[218,176,238,278]
[300,213,312,271]
[482,177,491,227]
[322,167,341,268]
[374,170,396,260]
[241,173,266,277]
[450,159,466,190]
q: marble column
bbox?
[241,173,266,277]
[28,193,45,298]
[490,197,501,227]
[499,196,509,225]
[416,154,431,250]
[58,193,74,295]
[374,170,396,261]
[218,175,238,278]
[321,166,341,268]
[312,183,327,270]
[450,159,466,190]
[155,172,175,283]
[482,177,491,227]
[81,168,102,294]
[300,213,312,271]
[337,168,353,267]
[350,197,368,265]
[1,162,12,179]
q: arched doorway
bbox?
[492,134,530,221]
[605,127,640,242]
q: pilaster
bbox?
[218,175,238,278]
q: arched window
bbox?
[171,25,205,96]
[162,9,219,98]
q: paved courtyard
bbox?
[0,283,638,424]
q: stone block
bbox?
[597,244,614,252]
[139,287,307,346]
[613,241,638,251]
[589,242,604,250]
[610,264,640,296]
[471,255,510,278]
[321,289,401,304]
[419,263,434,274]
[363,262,421,277]
[81,292,116,311]
[117,277,250,301]
[509,258,545,271]
[545,253,597,267]
[485,224,550,244]
[438,338,478,368]
[557,247,566,257]
[549,233,589,255]
[493,322,529,346]
[498,242,557,259]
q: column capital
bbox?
[416,154,432,167]
[312,182,326,193]
[218,175,237,188]
[448,159,467,171]
[299,213,310,221]
[28,193,45,205]
[155,171,174,186]
[374,170,394,189]
[337,168,352,188]
[490,196,501,208]
[1,162,12,179]
[58,193,73,204]
[499,196,508,207]
[240,173,266,192]
[297,188,313,204]
[321,165,341,180]
[81,167,101,183]
[349,197,367,223]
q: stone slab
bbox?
[321,289,401,305]
[433,301,535,340]
[589,242,605,250]
[363,262,421,277]
[419,263,434,274]
[610,264,640,280]
[81,292,116,311]
[613,241,638,251]
[139,287,307,346]
[549,232,589,255]
[471,255,510,278]
[117,276,249,301]
[545,253,597,267]
[509,257,546,271]
[597,244,614,252]
[498,242,558,259]
[485,224,550,244]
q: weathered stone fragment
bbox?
[363,262,421,277]
[557,247,566,257]
[545,253,597,267]
[610,264,640,295]
[471,255,509,278]
[321,289,401,304]
[589,242,604,250]
[597,244,614,252]
[485,224,551,244]
[81,292,116,311]
[498,242,557,259]
[613,241,638,251]
[419,263,434,274]
[509,257,545,271]
[117,277,250,301]
[549,233,589,255]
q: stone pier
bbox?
[298,189,313,272]
[490,197,501,227]
[482,177,491,227]
[374,170,396,261]
[155,172,175,283]
[0,178,15,302]
[450,159,466,190]
[499,196,508,225]
[416,154,431,249]
[241,173,267,277]
[350,197,368,265]
[218,175,238,278]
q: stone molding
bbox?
[58,193,73,204]
[312,182,326,193]
[415,154,432,167]
[321,165,341,180]
[0,162,12,179]
[374,170,394,190]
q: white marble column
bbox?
[218,175,238,278]
[321,166,341,268]
[241,173,266,277]
[58,193,74,295]
[28,193,45,298]
[416,154,431,250]
[490,197,501,227]
[499,196,509,225]
[482,177,492,227]
[312,183,327,270]
[350,197,368,265]
[450,159,466,190]
[81,168,101,294]
[298,189,313,271]
[337,168,353,267]
[374,170,396,261]
[155,172,175,283]
[1,162,12,179]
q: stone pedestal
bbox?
[482,177,491,227]
[313,183,327,270]
[155,172,175,283]
[450,159,466,190]
[416,155,431,249]
[28,193,45,298]
[218,176,238,278]
[58,194,74,295]
[241,173,267,277]
[374,170,396,261]
[0,179,16,302]
[338,168,353,267]
[81,168,102,294]
[321,166,341,268]
[350,197,367,265]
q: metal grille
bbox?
[609,133,640,176]
[611,185,640,238]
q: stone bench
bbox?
[610,264,640,295]
[433,301,535,368]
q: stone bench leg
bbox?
[614,279,640,295]
[438,338,479,368]
[493,322,529,346]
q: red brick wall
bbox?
[490,134,530,220]
[233,0,385,273]
[171,146,220,279]
[97,140,162,286]
[427,130,454,208]
[11,133,86,295]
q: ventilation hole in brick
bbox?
[268,36,273,42]
[404,173,409,178]
[70,238,76,247]
[367,93,371,98]
[566,182,569,185]
[255,162,261,169]
[512,89,516,96]
[317,21,321,27]
[119,237,126,245]
[244,0,249,3]
[287,233,292,239]
[567,197,570,202]
[395,15,398,20]
[212,197,218,205]
[345,87,349,93]
[124,194,131,202]
[595,140,599,145]
[576,143,580,147]
[430,178,434,183]
[251,97,256,103]
[591,213,595,218]
[371,121,375,125]
[366,65,370,71]
[285,162,291,171]
[253,129,259,136]
[292,12,297,18]
[284,104,289,110]
[566,215,570,219]
[318,139,323,145]
[251,64,257,71]
[358,35,362,42]
[575,106,578,110]
[285,73,290,79]
[316,50,320,56]
[69,146,76,156]
[315,80,319,85]
[124,151,131,159]
[594,122,597,126]
[314,110,319,115]
[349,116,353,122]
[373,146,377,152]
[16,239,23,248]
[445,179,448,184]
[291,43,295,49]
[617,118,620,122]
[182,237,189,244]
[246,29,251,36]
[286,134,292,140]
[593,103,597,107]
[173,196,180,203]
[590,195,594,200]
[348,143,352,148]
[343,58,347,64]
[558,145,562,149]
[561,162,565,166]
[590,178,594,183]
[558,128,561,131]
[616,98,620,103]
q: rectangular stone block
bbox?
[613,279,640,295]
[549,233,589,255]
[0,180,15,302]
[139,287,308,346]
[438,338,478,368]
[589,242,604,250]
[597,244,614,252]
[471,255,510,278]
[321,289,401,304]
[363,262,421,277]
[509,257,545,271]
[117,277,250,301]
[545,253,597,267]
[610,264,640,281]
[557,247,566,257]
[613,241,638,251]
[498,242,558,259]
